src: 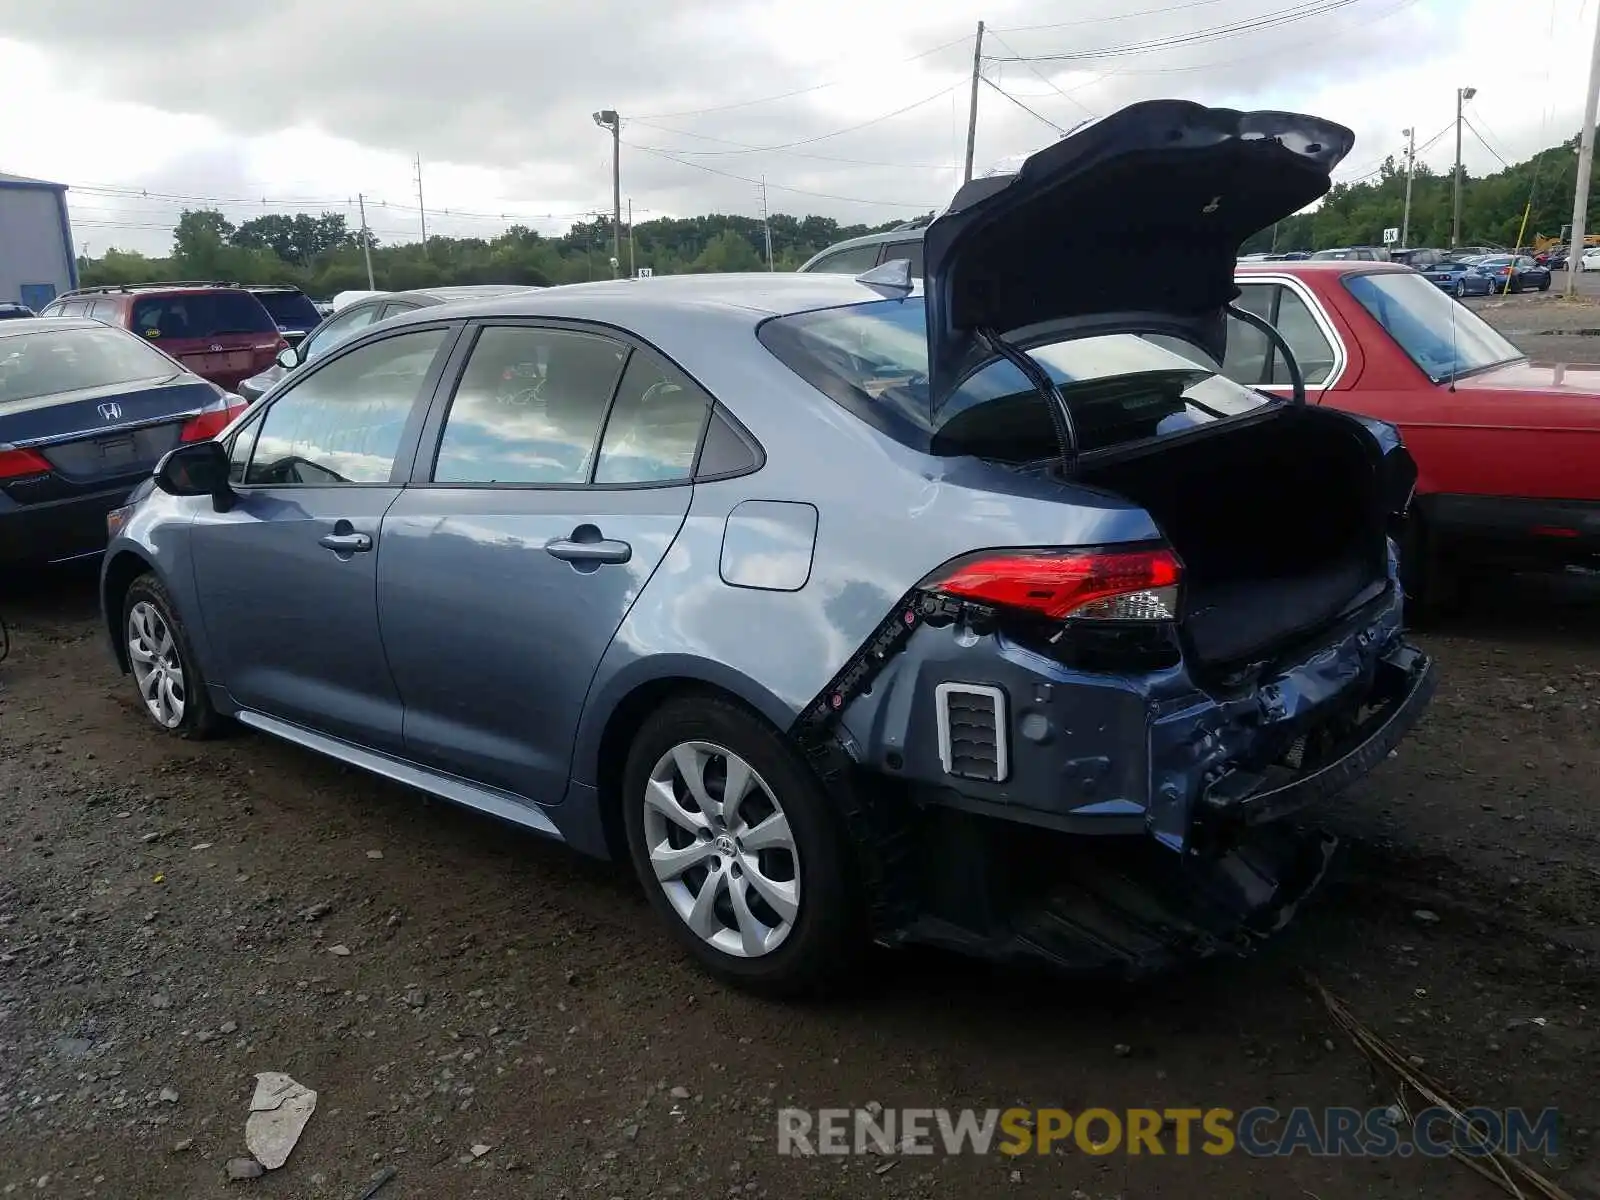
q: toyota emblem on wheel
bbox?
[97,401,122,421]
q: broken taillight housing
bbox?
[927,546,1183,622]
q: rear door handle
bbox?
[319,531,373,553]
[546,532,631,565]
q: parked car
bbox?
[1451,245,1504,258]
[244,285,324,349]
[101,100,1435,995]
[1414,258,1495,298]
[1473,255,1551,293]
[331,289,387,312]
[0,302,36,320]
[1309,246,1390,261]
[1230,260,1597,598]
[1579,247,1600,271]
[1390,247,1449,270]
[236,285,533,401]
[0,317,244,565]
[38,284,286,393]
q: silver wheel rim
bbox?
[642,740,801,958]
[127,600,186,729]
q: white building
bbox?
[0,172,77,312]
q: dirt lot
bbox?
[2,294,1598,1199]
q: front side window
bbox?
[1345,270,1523,382]
[432,326,627,485]
[806,243,883,274]
[227,412,263,484]
[302,304,381,361]
[245,328,448,485]
[759,295,1270,460]
[0,326,183,407]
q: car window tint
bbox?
[87,300,117,322]
[130,291,276,340]
[302,304,381,360]
[432,326,627,485]
[381,302,422,319]
[808,243,883,274]
[58,300,90,317]
[1268,289,1336,386]
[245,328,447,486]
[593,353,711,484]
[0,325,184,407]
[1221,284,1275,386]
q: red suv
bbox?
[39,283,287,392]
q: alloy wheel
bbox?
[641,740,801,958]
[127,600,186,728]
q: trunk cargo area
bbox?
[1081,408,1387,669]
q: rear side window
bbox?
[593,354,712,484]
[758,296,1268,460]
[431,326,628,485]
[0,326,181,407]
[878,240,925,279]
[245,328,448,485]
[87,300,119,322]
[805,243,883,274]
[131,291,277,341]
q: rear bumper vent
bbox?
[935,683,1008,783]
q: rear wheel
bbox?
[1539,276,1551,291]
[622,696,860,996]
[123,574,222,738]
[1454,278,1466,299]
[1399,514,1458,619]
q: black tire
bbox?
[1539,276,1551,291]
[622,695,861,997]
[122,573,224,739]
[1454,279,1466,299]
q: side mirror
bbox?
[154,441,233,510]
[276,346,300,370]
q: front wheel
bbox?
[1454,279,1466,298]
[622,696,861,996]
[1539,276,1551,291]
[123,575,222,738]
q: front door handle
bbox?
[546,525,631,566]
[319,531,373,554]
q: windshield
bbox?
[131,291,277,341]
[1344,270,1523,382]
[758,296,1270,459]
[0,326,180,406]
[252,289,322,330]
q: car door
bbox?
[187,323,459,751]
[377,321,713,802]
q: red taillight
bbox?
[179,398,247,443]
[928,547,1183,621]
[0,447,52,481]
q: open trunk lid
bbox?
[919,99,1354,412]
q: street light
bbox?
[1400,127,1416,249]
[593,110,622,278]
[1453,87,1477,248]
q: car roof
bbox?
[63,284,256,299]
[392,284,540,304]
[1234,260,1413,276]
[0,316,106,338]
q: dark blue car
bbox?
[0,317,245,565]
[1417,259,1494,298]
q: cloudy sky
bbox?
[0,0,1584,256]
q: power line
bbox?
[629,85,960,156]
[978,76,1067,135]
[991,0,1235,33]
[633,31,973,120]
[984,30,1099,120]
[1463,116,1512,169]
[622,141,936,208]
[987,0,1365,64]
[627,119,953,168]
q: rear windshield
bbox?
[758,296,1269,459]
[1344,271,1523,382]
[251,289,322,329]
[0,326,180,407]
[131,291,277,341]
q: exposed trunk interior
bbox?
[1080,408,1387,670]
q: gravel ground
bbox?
[2,295,1598,1199]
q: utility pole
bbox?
[627,197,636,277]
[1567,5,1600,298]
[1452,87,1476,248]
[759,176,774,270]
[357,194,376,289]
[1400,127,1416,249]
[414,154,429,257]
[963,20,985,184]
[592,110,621,277]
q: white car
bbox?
[1580,248,1600,272]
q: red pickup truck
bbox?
[1230,261,1598,601]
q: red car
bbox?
[1228,261,1598,599]
[39,283,287,393]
